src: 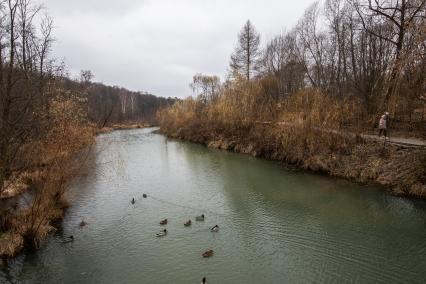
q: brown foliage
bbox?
[0,0,96,254]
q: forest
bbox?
[159,0,426,134]
[85,81,175,127]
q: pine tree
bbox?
[230,20,261,81]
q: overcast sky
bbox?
[40,0,314,98]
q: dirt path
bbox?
[362,134,426,148]
[254,121,426,149]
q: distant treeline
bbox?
[62,77,176,126]
[86,83,175,126]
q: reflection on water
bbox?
[1,128,426,284]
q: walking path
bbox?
[253,121,426,149]
[362,134,426,148]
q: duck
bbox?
[79,220,87,227]
[160,219,168,225]
[210,225,219,232]
[195,214,205,221]
[142,194,147,198]
[201,277,207,284]
[131,198,135,204]
[62,235,74,244]
[202,249,214,258]
[184,220,192,227]
[156,229,167,237]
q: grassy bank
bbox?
[159,117,426,199]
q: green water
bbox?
[1,128,426,284]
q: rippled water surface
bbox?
[1,128,426,284]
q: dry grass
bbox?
[96,122,152,134]
[0,177,29,199]
[0,232,24,258]
[0,94,95,256]
[279,89,367,130]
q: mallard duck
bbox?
[202,249,214,258]
[210,225,219,232]
[131,198,135,204]
[184,220,192,227]
[79,220,87,227]
[156,229,167,237]
[62,235,74,244]
[160,219,168,225]
[195,214,205,221]
[142,194,147,198]
[201,277,207,284]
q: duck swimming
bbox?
[210,225,219,232]
[184,220,192,227]
[131,198,135,204]
[195,214,205,221]
[202,249,214,258]
[142,194,147,198]
[79,220,87,227]
[156,229,167,237]
[160,219,168,225]
[62,235,74,244]
[201,277,207,284]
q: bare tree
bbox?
[190,73,221,103]
[296,2,328,88]
[262,32,305,98]
[354,0,426,103]
[230,20,261,81]
[159,0,426,137]
[80,69,94,83]
[0,0,54,194]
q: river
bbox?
[1,128,426,283]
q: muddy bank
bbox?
[161,123,426,199]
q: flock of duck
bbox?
[137,196,215,284]
[65,195,213,283]
[155,214,219,257]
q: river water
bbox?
[1,128,426,284]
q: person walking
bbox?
[378,113,387,138]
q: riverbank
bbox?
[160,123,426,199]
[0,126,95,261]
[96,123,155,135]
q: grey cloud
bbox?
[40,0,314,98]
[42,0,144,16]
